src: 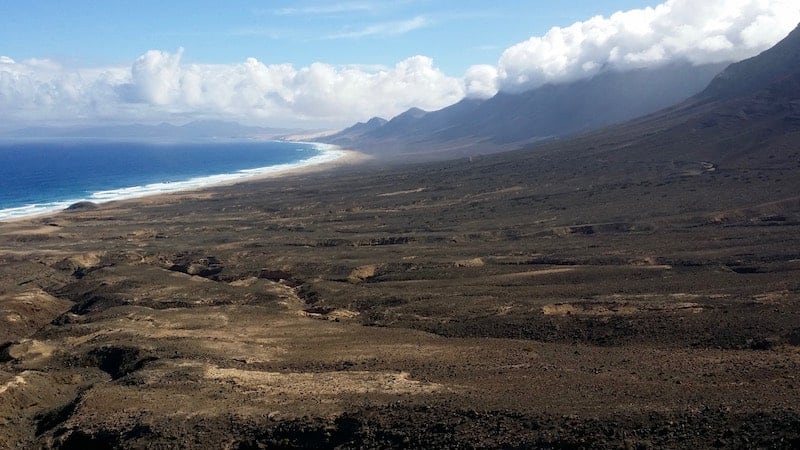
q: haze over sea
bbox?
[0,140,337,221]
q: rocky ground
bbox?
[1,131,799,449]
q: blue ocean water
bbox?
[0,140,337,221]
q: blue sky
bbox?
[1,0,798,129]
[2,1,658,74]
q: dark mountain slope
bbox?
[325,117,388,146]
[451,61,727,144]
[323,61,728,159]
[505,24,800,170]
[700,24,800,99]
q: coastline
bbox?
[0,141,370,224]
[241,142,370,182]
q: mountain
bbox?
[323,61,729,159]
[508,23,800,170]
[1,120,300,141]
[327,117,387,144]
[699,24,800,99]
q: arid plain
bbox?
[2,96,800,448]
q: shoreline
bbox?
[0,141,370,224]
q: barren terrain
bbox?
[2,114,800,447]
[3,31,800,445]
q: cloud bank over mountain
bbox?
[1,0,797,129]
[486,0,800,95]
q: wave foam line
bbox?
[0,142,344,222]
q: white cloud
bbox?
[324,16,430,39]
[129,48,185,105]
[0,0,797,129]
[492,0,800,93]
[0,57,118,124]
[463,65,499,99]
[0,50,464,128]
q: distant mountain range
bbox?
[495,22,800,170]
[321,61,734,159]
[328,22,800,163]
[1,120,302,141]
[699,24,800,100]
[6,23,798,162]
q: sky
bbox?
[1,0,799,130]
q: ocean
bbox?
[0,140,340,221]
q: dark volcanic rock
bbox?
[64,201,98,211]
[84,345,156,380]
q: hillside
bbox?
[324,61,728,159]
[700,23,800,99]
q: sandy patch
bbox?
[348,264,379,283]
[229,277,259,287]
[328,309,360,320]
[541,304,580,316]
[4,339,57,362]
[378,187,426,197]
[2,289,67,310]
[226,278,305,310]
[542,301,704,316]
[496,304,514,315]
[542,303,639,316]
[302,308,360,321]
[69,252,104,267]
[754,291,792,303]
[1,225,60,236]
[197,340,286,363]
[492,268,576,280]
[0,375,27,395]
[454,257,485,268]
[204,366,446,397]
[602,293,726,301]
[465,186,526,201]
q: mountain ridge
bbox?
[322,61,730,159]
[699,24,800,100]
[501,23,800,170]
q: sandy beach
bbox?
[0,142,371,224]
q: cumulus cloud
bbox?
[129,48,185,105]
[0,0,798,128]
[464,65,499,99]
[492,0,800,93]
[0,55,121,123]
[0,49,464,128]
